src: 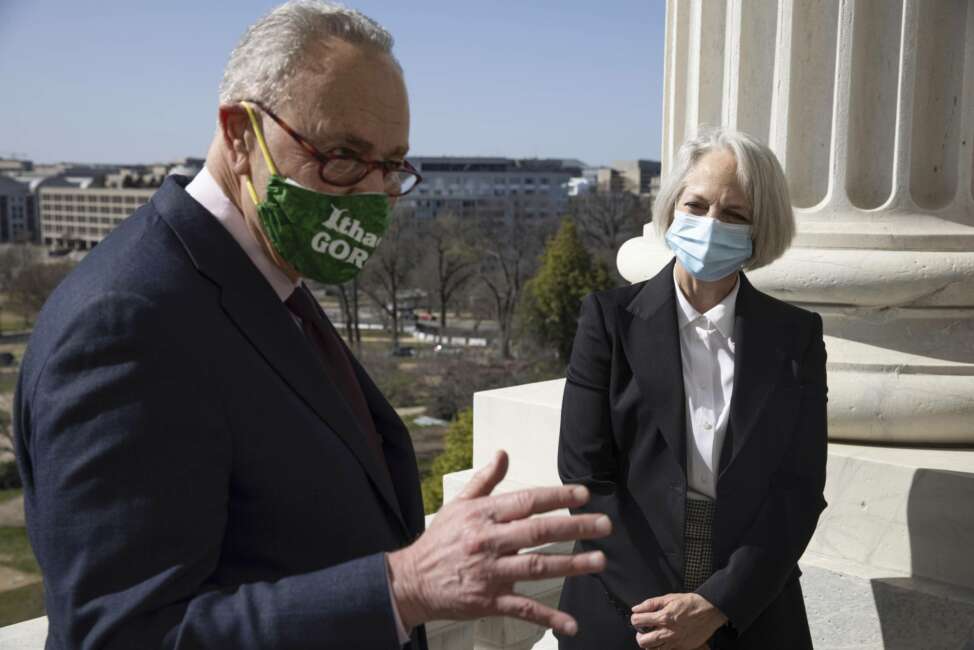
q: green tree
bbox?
[521,219,611,363]
[421,408,473,513]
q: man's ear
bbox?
[218,104,252,176]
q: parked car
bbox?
[433,344,463,356]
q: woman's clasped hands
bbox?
[630,592,727,650]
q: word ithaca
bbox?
[311,207,382,269]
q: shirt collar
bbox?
[673,268,740,338]
[185,167,299,302]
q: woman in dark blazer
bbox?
[557,128,827,650]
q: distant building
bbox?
[401,157,584,221]
[38,183,155,250]
[596,167,626,194]
[583,160,662,197]
[0,175,39,243]
[0,158,33,176]
[33,158,202,250]
[610,159,661,196]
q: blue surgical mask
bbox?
[665,211,752,282]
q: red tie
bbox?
[285,285,391,480]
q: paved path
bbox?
[0,496,24,527]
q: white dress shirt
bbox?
[185,168,411,644]
[186,167,299,301]
[673,269,740,501]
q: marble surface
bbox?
[623,0,974,444]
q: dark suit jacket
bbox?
[14,177,427,649]
[556,259,827,649]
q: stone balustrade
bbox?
[3,380,974,648]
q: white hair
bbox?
[219,1,397,109]
[653,127,795,271]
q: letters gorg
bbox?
[311,205,383,269]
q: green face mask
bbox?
[242,102,392,285]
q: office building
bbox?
[38,183,155,250]
[34,158,202,250]
[0,175,38,243]
[611,159,661,195]
[402,157,584,221]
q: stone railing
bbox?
[4,380,973,648]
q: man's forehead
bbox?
[298,108,410,156]
[284,47,409,155]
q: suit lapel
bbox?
[221,288,409,535]
[619,258,686,474]
[721,274,786,477]
[350,353,426,538]
[313,301,423,537]
[154,178,409,538]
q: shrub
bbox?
[0,461,22,490]
[421,408,473,513]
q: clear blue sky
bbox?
[0,1,666,167]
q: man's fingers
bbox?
[493,550,606,582]
[457,450,508,500]
[489,484,590,522]
[636,625,675,648]
[493,594,578,637]
[493,513,611,554]
[632,595,669,612]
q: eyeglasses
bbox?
[243,100,422,197]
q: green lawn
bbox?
[0,581,44,627]
[0,373,17,395]
[0,313,27,334]
[0,487,45,626]
[0,526,39,576]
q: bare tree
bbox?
[0,409,12,457]
[333,282,354,346]
[569,191,648,283]
[8,261,75,327]
[477,212,555,359]
[360,208,421,350]
[0,245,47,332]
[417,213,477,331]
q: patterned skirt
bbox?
[683,497,716,591]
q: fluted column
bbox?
[619,0,974,443]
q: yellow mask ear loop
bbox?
[240,101,280,206]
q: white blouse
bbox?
[673,270,740,501]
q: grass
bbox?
[0,373,17,395]
[0,581,44,627]
[0,489,20,505]
[0,313,27,334]
[0,527,40,576]
[0,489,46,626]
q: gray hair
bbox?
[653,127,795,271]
[219,1,396,109]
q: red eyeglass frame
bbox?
[242,99,423,196]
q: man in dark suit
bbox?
[14,3,610,648]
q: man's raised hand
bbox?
[387,450,611,636]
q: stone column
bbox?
[618,0,974,443]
